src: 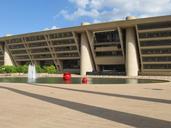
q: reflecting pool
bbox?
[0,77,168,84]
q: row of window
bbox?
[99,64,125,72]
[141,48,171,54]
[137,21,171,30]
[139,31,171,38]
[9,44,25,49]
[29,42,47,47]
[54,46,77,51]
[63,59,80,69]
[142,56,171,62]
[15,54,52,60]
[33,54,52,58]
[52,39,75,46]
[144,64,171,69]
[94,31,120,43]
[9,38,22,44]
[96,51,123,57]
[94,44,121,49]
[8,32,73,44]
[140,39,171,47]
[57,53,79,58]
[49,32,73,39]
[11,50,27,54]
[25,35,45,42]
[15,55,29,60]
[30,48,50,53]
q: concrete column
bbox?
[126,27,139,76]
[4,45,14,66]
[80,32,93,75]
[125,16,138,76]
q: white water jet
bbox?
[28,64,37,83]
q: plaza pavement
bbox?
[0,80,171,128]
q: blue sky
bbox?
[0,0,170,37]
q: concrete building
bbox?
[0,15,171,76]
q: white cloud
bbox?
[5,34,13,37]
[58,0,171,22]
[51,26,59,29]
[43,26,59,31]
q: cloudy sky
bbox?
[0,0,170,37]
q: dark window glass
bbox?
[144,64,171,69]
[52,39,75,45]
[15,55,29,59]
[9,44,25,49]
[96,51,122,56]
[141,48,171,54]
[54,46,77,51]
[94,44,121,49]
[33,54,51,58]
[25,35,45,42]
[11,50,27,54]
[30,48,49,53]
[139,31,171,38]
[142,56,171,62]
[57,53,79,57]
[9,38,22,44]
[95,30,120,43]
[63,59,80,69]
[99,64,125,72]
[49,32,73,39]
[140,39,171,46]
[29,42,47,47]
[137,21,171,30]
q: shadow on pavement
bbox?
[30,83,171,104]
[0,86,171,128]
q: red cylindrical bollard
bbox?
[82,77,88,84]
[63,72,71,81]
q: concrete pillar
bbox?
[4,45,14,66]
[125,16,138,76]
[80,32,93,75]
[126,27,139,76]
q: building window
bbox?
[140,39,171,47]
[142,56,171,62]
[141,48,171,54]
[49,32,73,39]
[144,64,171,69]
[137,21,171,30]
[139,31,171,38]
[94,30,120,43]
[99,64,125,72]
[25,35,45,42]
[63,59,80,69]
[9,44,25,49]
[96,51,122,57]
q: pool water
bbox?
[0,77,168,84]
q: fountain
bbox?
[28,64,37,83]
[0,64,160,84]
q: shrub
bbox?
[22,65,28,73]
[0,66,6,73]
[36,65,45,73]
[44,65,57,74]
[3,66,17,73]
[16,66,24,73]
[0,65,58,74]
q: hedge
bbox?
[0,65,57,74]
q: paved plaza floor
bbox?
[0,82,171,128]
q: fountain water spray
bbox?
[28,64,37,83]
